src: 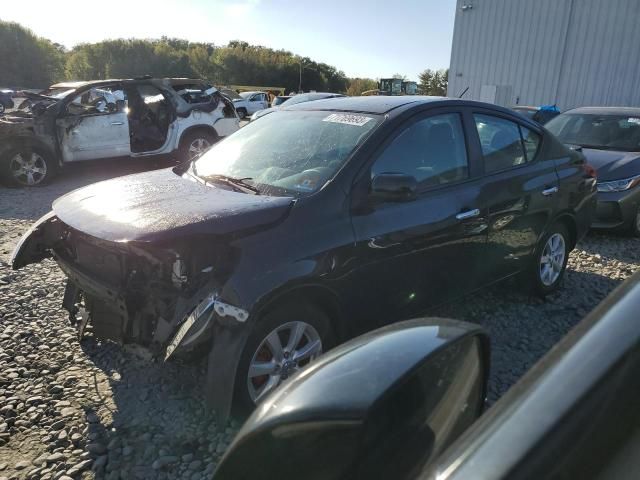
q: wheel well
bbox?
[258,286,348,343]
[1,138,58,165]
[555,214,577,250]
[178,126,218,149]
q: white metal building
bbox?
[447,0,640,110]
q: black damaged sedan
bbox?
[11,96,596,417]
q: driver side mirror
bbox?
[214,319,490,480]
[371,172,418,201]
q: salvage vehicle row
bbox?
[0,78,240,186]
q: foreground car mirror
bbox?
[214,318,490,480]
[371,172,418,201]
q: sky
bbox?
[2,0,457,80]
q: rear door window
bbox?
[521,127,541,161]
[474,114,529,173]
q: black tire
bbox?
[0,103,5,114]
[629,207,640,237]
[528,222,570,296]
[0,144,57,187]
[178,129,217,163]
[233,302,336,413]
[236,108,247,120]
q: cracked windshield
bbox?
[0,1,638,479]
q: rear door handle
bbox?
[456,208,480,220]
[111,121,124,126]
[542,186,559,196]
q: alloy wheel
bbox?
[247,321,323,404]
[187,138,211,160]
[539,233,566,286]
[10,152,47,186]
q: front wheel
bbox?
[233,303,335,412]
[0,103,5,114]
[529,223,570,296]
[236,108,247,120]
[0,145,56,187]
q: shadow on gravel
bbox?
[577,231,640,265]
[74,336,232,479]
[432,268,624,405]
[0,157,177,221]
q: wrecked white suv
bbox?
[0,78,240,186]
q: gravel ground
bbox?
[1,163,639,479]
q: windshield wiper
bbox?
[207,175,260,194]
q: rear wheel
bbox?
[529,223,570,296]
[234,303,335,412]
[630,207,640,237]
[0,145,56,187]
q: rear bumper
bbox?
[591,187,640,230]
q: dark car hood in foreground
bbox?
[52,168,294,243]
[581,148,640,182]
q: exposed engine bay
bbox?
[12,212,245,360]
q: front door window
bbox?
[372,113,469,189]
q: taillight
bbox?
[583,163,597,179]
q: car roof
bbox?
[49,81,90,89]
[512,106,538,111]
[49,78,208,90]
[296,92,343,96]
[285,95,451,114]
[240,91,264,95]
[167,78,209,86]
[565,106,640,116]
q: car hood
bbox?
[254,107,276,119]
[582,148,640,182]
[52,168,294,243]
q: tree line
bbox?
[0,20,448,96]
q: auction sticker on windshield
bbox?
[323,113,373,127]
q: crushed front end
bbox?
[11,212,246,359]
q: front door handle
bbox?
[456,208,480,220]
[111,121,124,126]
[542,186,559,196]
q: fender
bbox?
[0,134,58,166]
[177,124,219,151]
[205,318,251,424]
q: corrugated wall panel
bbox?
[447,0,640,109]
